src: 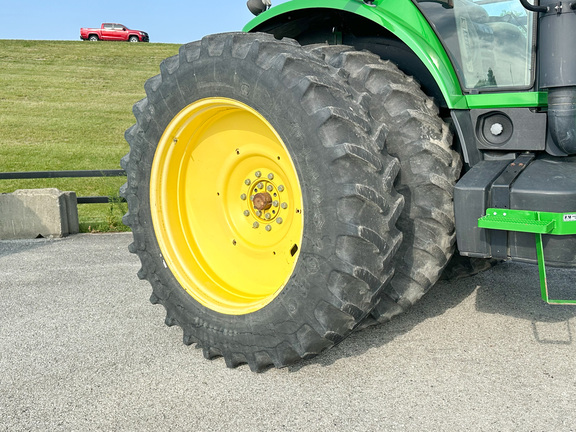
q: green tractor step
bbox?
[479,209,576,305]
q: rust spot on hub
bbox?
[253,192,272,211]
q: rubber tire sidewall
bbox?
[126,33,400,365]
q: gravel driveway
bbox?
[1,233,575,431]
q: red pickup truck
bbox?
[80,23,149,42]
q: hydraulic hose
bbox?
[519,0,548,12]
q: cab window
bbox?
[415,0,536,90]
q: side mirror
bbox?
[247,0,271,16]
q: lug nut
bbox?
[268,173,274,180]
[267,185,273,192]
[243,210,250,217]
[257,182,264,189]
[278,185,285,192]
[253,222,259,229]
[273,200,279,207]
[240,193,247,200]
[265,213,271,219]
[256,210,262,217]
[277,218,283,224]
[255,171,261,178]
[265,225,272,231]
[245,179,251,185]
[281,202,288,209]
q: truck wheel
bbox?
[88,35,99,42]
[129,36,139,42]
[121,33,403,370]
[307,45,462,324]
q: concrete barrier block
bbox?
[0,188,79,239]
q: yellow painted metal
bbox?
[150,98,304,315]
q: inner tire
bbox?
[121,33,404,370]
[307,45,462,324]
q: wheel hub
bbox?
[242,172,289,230]
[253,192,272,211]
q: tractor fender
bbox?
[244,0,467,109]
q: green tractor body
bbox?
[245,0,544,109]
[121,0,576,370]
[246,0,576,283]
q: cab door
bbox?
[112,24,128,40]
[101,23,115,40]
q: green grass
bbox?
[0,40,180,231]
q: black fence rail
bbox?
[0,169,127,204]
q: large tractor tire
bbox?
[121,33,404,371]
[307,45,462,325]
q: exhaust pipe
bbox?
[548,87,576,155]
[532,1,576,154]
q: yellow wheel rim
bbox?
[150,98,304,315]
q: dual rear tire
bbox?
[306,45,462,325]
[121,32,460,370]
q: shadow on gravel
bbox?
[0,237,64,259]
[474,261,576,322]
[289,269,479,372]
[474,261,576,346]
[289,260,576,371]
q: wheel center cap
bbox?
[253,192,272,211]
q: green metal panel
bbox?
[243,0,468,109]
[479,208,576,236]
[479,208,576,304]
[466,92,548,109]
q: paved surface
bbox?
[1,233,576,431]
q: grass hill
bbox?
[0,40,180,231]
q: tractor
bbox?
[120,0,576,371]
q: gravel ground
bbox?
[1,233,575,431]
